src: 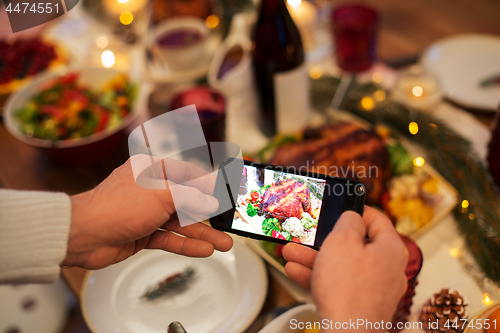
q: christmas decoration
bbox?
[420,288,468,333]
[142,267,196,300]
[310,75,500,285]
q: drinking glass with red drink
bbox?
[331,4,378,73]
[170,86,226,143]
[329,4,378,109]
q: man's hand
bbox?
[282,207,408,332]
[62,156,233,269]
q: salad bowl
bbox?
[4,67,146,166]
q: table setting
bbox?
[1,0,500,332]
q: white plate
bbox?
[419,34,500,112]
[81,238,267,333]
[258,304,318,333]
[0,278,69,333]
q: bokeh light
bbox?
[448,248,460,258]
[361,97,375,111]
[96,35,109,48]
[413,157,425,167]
[101,50,115,68]
[374,90,386,101]
[309,67,322,80]
[120,12,133,25]
[409,122,419,135]
[372,72,383,83]
[483,293,493,306]
[205,15,220,29]
[412,85,423,97]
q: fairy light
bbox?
[449,248,461,258]
[372,72,383,83]
[412,85,424,97]
[361,97,375,111]
[483,293,493,306]
[309,67,322,80]
[205,15,220,29]
[101,50,115,68]
[374,90,386,101]
[409,122,419,135]
[469,213,475,220]
[462,200,469,209]
[413,157,425,167]
[120,11,133,25]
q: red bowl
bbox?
[3,67,145,166]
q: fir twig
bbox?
[142,267,196,300]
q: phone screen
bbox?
[210,159,365,248]
[232,164,346,247]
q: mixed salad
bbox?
[15,72,136,141]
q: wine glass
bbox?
[329,4,378,109]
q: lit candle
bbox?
[101,50,115,68]
[102,0,147,15]
[286,0,317,52]
[393,65,442,110]
[90,35,130,70]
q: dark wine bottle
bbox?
[252,0,309,137]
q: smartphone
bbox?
[209,159,365,249]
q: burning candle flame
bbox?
[412,86,423,97]
[101,50,115,68]
[287,0,302,8]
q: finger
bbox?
[362,206,399,242]
[285,261,312,290]
[330,210,367,243]
[146,229,216,257]
[129,154,164,183]
[169,184,219,215]
[282,243,318,269]
[162,158,217,195]
[164,219,233,252]
[130,156,217,195]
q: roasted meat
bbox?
[261,180,311,219]
[270,123,390,205]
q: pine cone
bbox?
[420,288,468,333]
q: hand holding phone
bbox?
[209,159,366,249]
[283,207,408,328]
